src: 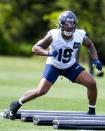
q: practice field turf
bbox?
[0,56,105,131]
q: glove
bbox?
[92,59,102,70]
[48,50,58,57]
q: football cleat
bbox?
[87,108,95,115]
[9,101,21,120]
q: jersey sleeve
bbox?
[47,30,55,45]
[77,29,86,45]
[47,29,60,45]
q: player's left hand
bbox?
[92,59,102,70]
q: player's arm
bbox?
[83,35,102,70]
[83,35,98,60]
[32,33,53,56]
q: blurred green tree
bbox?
[0,0,56,56]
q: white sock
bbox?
[88,105,96,108]
[19,99,23,105]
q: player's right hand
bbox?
[48,50,58,57]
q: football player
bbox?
[9,11,102,120]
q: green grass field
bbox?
[0,56,105,131]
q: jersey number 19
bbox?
[57,48,73,63]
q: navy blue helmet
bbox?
[59,11,78,36]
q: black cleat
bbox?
[87,107,95,115]
[9,101,22,120]
[87,111,95,115]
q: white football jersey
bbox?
[46,29,86,69]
